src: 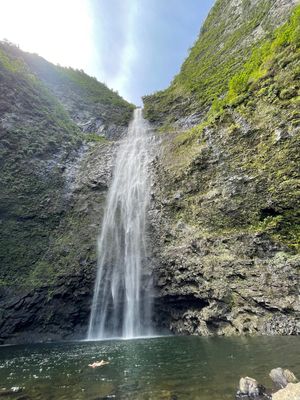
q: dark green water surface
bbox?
[0,336,299,400]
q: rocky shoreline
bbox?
[236,368,299,400]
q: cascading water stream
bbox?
[87,108,153,340]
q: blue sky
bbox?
[90,0,214,104]
[0,0,214,105]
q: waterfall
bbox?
[87,108,153,340]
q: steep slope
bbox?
[2,42,134,136]
[144,1,300,335]
[144,0,299,123]
[0,42,134,343]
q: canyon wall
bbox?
[144,0,300,335]
[0,0,299,343]
[0,42,134,343]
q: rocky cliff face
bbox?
[144,1,300,335]
[0,0,299,344]
[0,42,133,343]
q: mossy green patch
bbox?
[226,5,300,105]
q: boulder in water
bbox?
[236,377,269,399]
[269,368,298,388]
[237,377,261,397]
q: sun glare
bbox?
[0,0,95,72]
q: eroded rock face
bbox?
[148,114,299,336]
[0,42,130,344]
[35,79,128,140]
[150,194,300,335]
[15,46,134,140]
[0,275,92,344]
[1,0,299,343]
[0,139,119,344]
[149,120,299,336]
[146,1,300,335]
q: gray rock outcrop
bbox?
[270,368,298,389]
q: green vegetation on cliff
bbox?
[143,1,298,122]
[23,52,135,126]
[225,4,300,107]
[57,67,131,109]
[0,42,132,287]
[1,42,134,127]
[0,43,80,286]
[144,4,300,250]
[146,2,299,336]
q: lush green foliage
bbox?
[227,5,300,102]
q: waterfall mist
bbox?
[87,108,153,340]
